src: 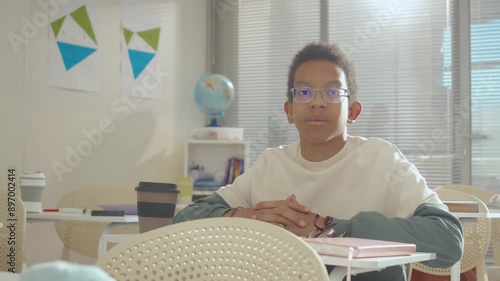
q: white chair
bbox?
[95,217,330,281]
[0,192,26,273]
[438,184,500,280]
[55,185,138,260]
[410,189,491,281]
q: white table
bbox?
[452,209,500,218]
[317,252,436,281]
[0,272,20,281]
[26,212,139,257]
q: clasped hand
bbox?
[228,194,319,237]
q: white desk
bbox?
[317,252,436,281]
[26,212,139,257]
[0,272,20,281]
[452,209,500,219]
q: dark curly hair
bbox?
[287,41,358,104]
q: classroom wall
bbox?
[1,0,207,265]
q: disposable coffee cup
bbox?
[19,171,45,213]
[135,181,179,233]
[176,177,194,204]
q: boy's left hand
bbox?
[252,194,322,237]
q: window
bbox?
[470,0,500,190]
[212,0,320,162]
[327,1,461,188]
[211,0,500,190]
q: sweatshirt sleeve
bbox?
[330,202,464,268]
[173,192,230,223]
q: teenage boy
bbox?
[174,41,463,281]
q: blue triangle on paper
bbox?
[57,41,97,70]
[128,49,155,79]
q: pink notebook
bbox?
[303,237,416,258]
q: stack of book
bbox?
[189,167,220,193]
[442,201,480,213]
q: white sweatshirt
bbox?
[217,135,441,219]
[175,136,463,279]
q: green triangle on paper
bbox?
[123,27,134,46]
[137,28,160,51]
[70,5,97,45]
[51,15,66,38]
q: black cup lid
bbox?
[135,182,179,193]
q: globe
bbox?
[194,73,235,127]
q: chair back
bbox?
[0,192,26,273]
[410,189,490,279]
[95,217,330,281]
[55,185,137,259]
[438,184,500,266]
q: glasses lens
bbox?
[324,88,342,103]
[294,88,313,102]
[292,87,347,103]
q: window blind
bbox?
[327,0,462,188]
[212,0,321,162]
[470,0,500,191]
[470,1,500,269]
[212,0,463,188]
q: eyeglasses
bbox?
[291,87,349,104]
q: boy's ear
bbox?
[284,101,294,123]
[347,101,362,124]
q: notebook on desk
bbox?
[303,237,416,258]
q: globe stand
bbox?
[207,117,222,127]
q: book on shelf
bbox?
[227,158,235,184]
[233,158,241,178]
[303,237,416,258]
[223,157,244,185]
[443,201,480,213]
[222,158,232,186]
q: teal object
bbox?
[20,261,114,281]
[128,49,155,79]
[57,42,96,70]
[194,73,235,127]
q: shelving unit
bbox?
[184,139,249,196]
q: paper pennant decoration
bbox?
[137,28,160,51]
[123,27,161,79]
[128,49,155,79]
[123,27,134,45]
[50,5,97,71]
[51,15,66,38]
[70,5,97,45]
[57,42,97,70]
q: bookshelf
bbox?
[184,140,249,196]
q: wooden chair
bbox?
[0,192,26,273]
[410,189,491,281]
[55,185,138,260]
[95,217,330,281]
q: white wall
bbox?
[1,0,207,266]
[0,0,28,270]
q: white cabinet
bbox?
[184,140,249,196]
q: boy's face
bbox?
[285,60,351,144]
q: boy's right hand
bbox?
[226,194,313,235]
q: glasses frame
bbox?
[291,87,349,104]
